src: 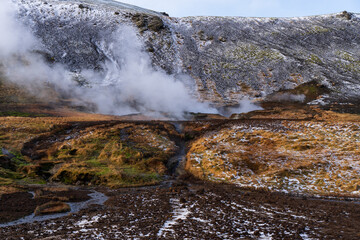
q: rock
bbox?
[132,14,164,32]
[339,11,352,20]
[132,13,146,28]
[218,36,227,42]
[78,4,90,10]
[34,201,71,216]
[0,155,16,171]
[147,16,164,32]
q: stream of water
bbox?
[0,191,108,227]
[0,122,186,228]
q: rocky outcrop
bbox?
[132,13,164,32]
[14,0,360,106]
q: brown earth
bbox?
[1,78,360,238]
[0,181,359,239]
[0,187,91,223]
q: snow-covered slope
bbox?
[12,0,360,107]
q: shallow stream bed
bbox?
[0,190,108,228]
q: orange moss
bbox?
[186,120,360,196]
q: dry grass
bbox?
[186,120,360,196]
[0,115,178,187]
[0,186,24,196]
[45,123,176,187]
[0,115,124,151]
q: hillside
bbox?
[0,1,360,238]
[12,0,360,110]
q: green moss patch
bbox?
[48,124,176,187]
[226,44,283,65]
[336,50,360,73]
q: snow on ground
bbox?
[1,183,358,239]
[187,121,360,196]
[16,0,158,24]
[157,198,191,237]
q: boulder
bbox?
[339,11,353,20]
[132,14,164,32]
[148,16,164,32]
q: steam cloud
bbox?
[0,0,261,119]
[92,26,216,117]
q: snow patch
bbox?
[157,198,191,237]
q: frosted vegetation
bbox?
[187,121,360,196]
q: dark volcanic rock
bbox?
[1,184,360,239]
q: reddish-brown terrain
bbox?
[1,59,360,239]
[0,105,360,239]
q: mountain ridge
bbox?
[10,0,360,111]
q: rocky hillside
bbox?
[13,0,360,107]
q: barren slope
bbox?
[13,0,360,107]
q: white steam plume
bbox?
[0,0,37,57]
[0,0,217,119]
[0,0,79,100]
[90,26,217,118]
[0,0,260,119]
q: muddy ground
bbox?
[0,179,359,239]
[1,109,360,239]
[0,187,92,223]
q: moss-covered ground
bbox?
[0,116,180,188]
[185,113,360,197]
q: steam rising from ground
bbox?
[0,0,261,119]
[93,26,216,117]
[0,1,37,57]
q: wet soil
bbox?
[0,192,44,224]
[0,181,359,239]
[1,117,360,239]
[0,187,92,224]
[166,122,186,176]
